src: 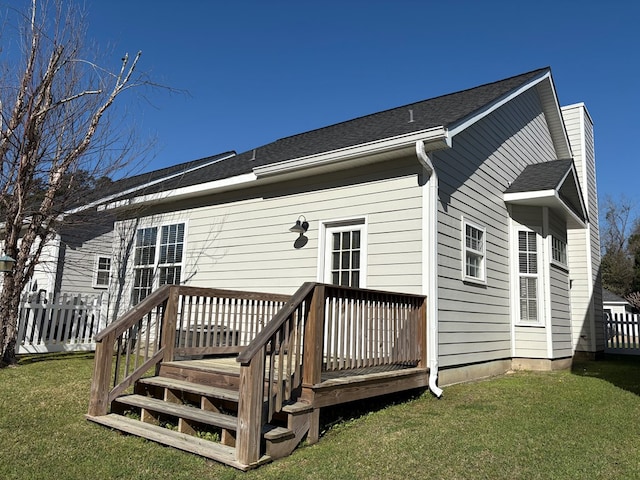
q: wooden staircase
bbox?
[87,283,428,470]
[87,358,312,470]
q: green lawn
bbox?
[1,353,639,480]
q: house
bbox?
[602,288,632,319]
[98,66,603,386]
[85,67,605,468]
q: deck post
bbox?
[302,284,325,387]
[418,296,428,369]
[161,286,179,363]
[87,332,115,416]
[236,346,265,466]
[300,284,325,443]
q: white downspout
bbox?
[416,141,443,398]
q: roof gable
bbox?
[504,159,587,228]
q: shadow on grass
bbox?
[571,354,640,397]
[16,351,95,365]
[318,387,427,438]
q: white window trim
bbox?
[317,217,367,288]
[131,219,188,303]
[461,217,487,285]
[514,227,544,326]
[93,254,112,289]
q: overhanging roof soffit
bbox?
[504,159,587,228]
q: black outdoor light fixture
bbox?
[0,254,16,273]
[289,215,309,234]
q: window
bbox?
[518,230,539,323]
[94,256,111,288]
[132,223,185,304]
[323,220,366,288]
[330,230,361,287]
[551,235,567,266]
[463,219,486,283]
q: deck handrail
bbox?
[234,282,427,465]
[94,285,172,343]
[88,285,290,417]
[235,281,318,465]
[236,282,317,364]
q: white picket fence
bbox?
[16,292,108,354]
[604,311,640,355]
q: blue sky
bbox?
[81,0,639,207]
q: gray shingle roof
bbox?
[504,159,573,194]
[109,67,551,201]
[603,289,629,304]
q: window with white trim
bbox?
[551,235,567,266]
[132,223,185,304]
[518,230,539,323]
[463,219,486,283]
[323,220,366,288]
[94,256,111,288]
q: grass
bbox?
[1,354,639,480]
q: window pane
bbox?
[352,231,360,249]
[332,233,340,250]
[341,251,350,269]
[342,232,350,249]
[352,251,360,269]
[332,252,340,270]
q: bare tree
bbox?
[600,195,639,296]
[0,0,150,365]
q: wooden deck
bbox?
[87,283,429,470]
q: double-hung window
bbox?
[94,256,112,288]
[132,223,185,304]
[463,219,486,283]
[518,230,539,323]
[551,235,567,267]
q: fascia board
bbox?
[65,152,236,216]
[100,172,257,211]
[253,127,449,178]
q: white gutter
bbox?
[416,140,443,398]
[255,127,450,178]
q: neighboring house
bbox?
[602,289,633,318]
[99,67,603,386]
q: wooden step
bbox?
[86,413,268,471]
[114,394,237,431]
[138,376,240,403]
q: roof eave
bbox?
[253,126,450,179]
[100,172,257,211]
[504,190,586,229]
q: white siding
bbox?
[434,87,557,368]
[111,159,424,316]
[562,104,602,353]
